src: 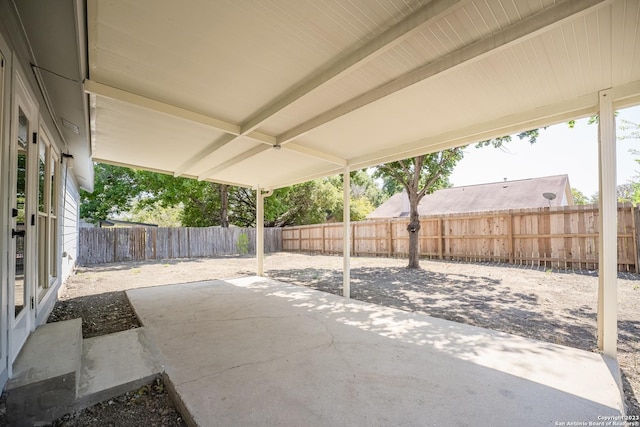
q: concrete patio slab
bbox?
[127,277,624,427]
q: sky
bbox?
[448,105,640,198]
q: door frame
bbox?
[0,33,10,386]
[7,61,38,372]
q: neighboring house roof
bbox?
[367,175,573,219]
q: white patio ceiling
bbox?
[85,0,640,190]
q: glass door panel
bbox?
[14,108,28,317]
[37,139,47,297]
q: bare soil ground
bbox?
[22,253,640,423]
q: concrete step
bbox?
[5,318,83,424]
[76,327,162,409]
[5,321,163,426]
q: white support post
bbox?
[343,167,351,299]
[257,187,265,277]
[597,89,617,358]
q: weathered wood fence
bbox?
[282,204,639,272]
[79,227,282,265]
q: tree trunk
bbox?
[220,184,229,228]
[407,196,421,268]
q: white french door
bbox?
[7,70,38,370]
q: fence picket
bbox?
[79,227,282,265]
[282,204,638,272]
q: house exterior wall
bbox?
[0,1,86,390]
[61,173,80,283]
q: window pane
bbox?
[50,153,57,215]
[15,108,28,317]
[50,217,58,280]
[38,215,47,299]
[38,141,46,213]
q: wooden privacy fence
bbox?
[282,203,639,272]
[79,226,282,265]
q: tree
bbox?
[371,127,544,270]
[618,119,639,141]
[80,163,140,222]
[267,180,341,226]
[375,149,463,268]
[327,171,385,222]
[474,129,544,148]
[228,180,341,227]
[135,171,230,227]
[129,201,182,226]
[571,188,589,205]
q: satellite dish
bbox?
[543,192,556,207]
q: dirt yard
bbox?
[45,253,640,423]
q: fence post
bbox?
[113,229,117,263]
[508,213,514,264]
[322,224,326,254]
[387,220,392,256]
[187,228,191,258]
[351,223,355,256]
[632,204,639,273]
[438,217,443,260]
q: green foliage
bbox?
[347,169,387,207]
[80,163,140,222]
[135,171,227,227]
[130,201,182,226]
[571,188,589,205]
[237,233,249,255]
[590,182,640,206]
[374,150,463,199]
[332,195,376,222]
[619,119,639,141]
[81,159,449,231]
[568,115,600,128]
[271,180,342,225]
[326,171,385,221]
[475,129,543,148]
[617,183,640,205]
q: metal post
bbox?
[597,89,617,357]
[256,187,264,276]
[343,167,351,299]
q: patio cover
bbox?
[13,0,640,359]
[82,0,640,189]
